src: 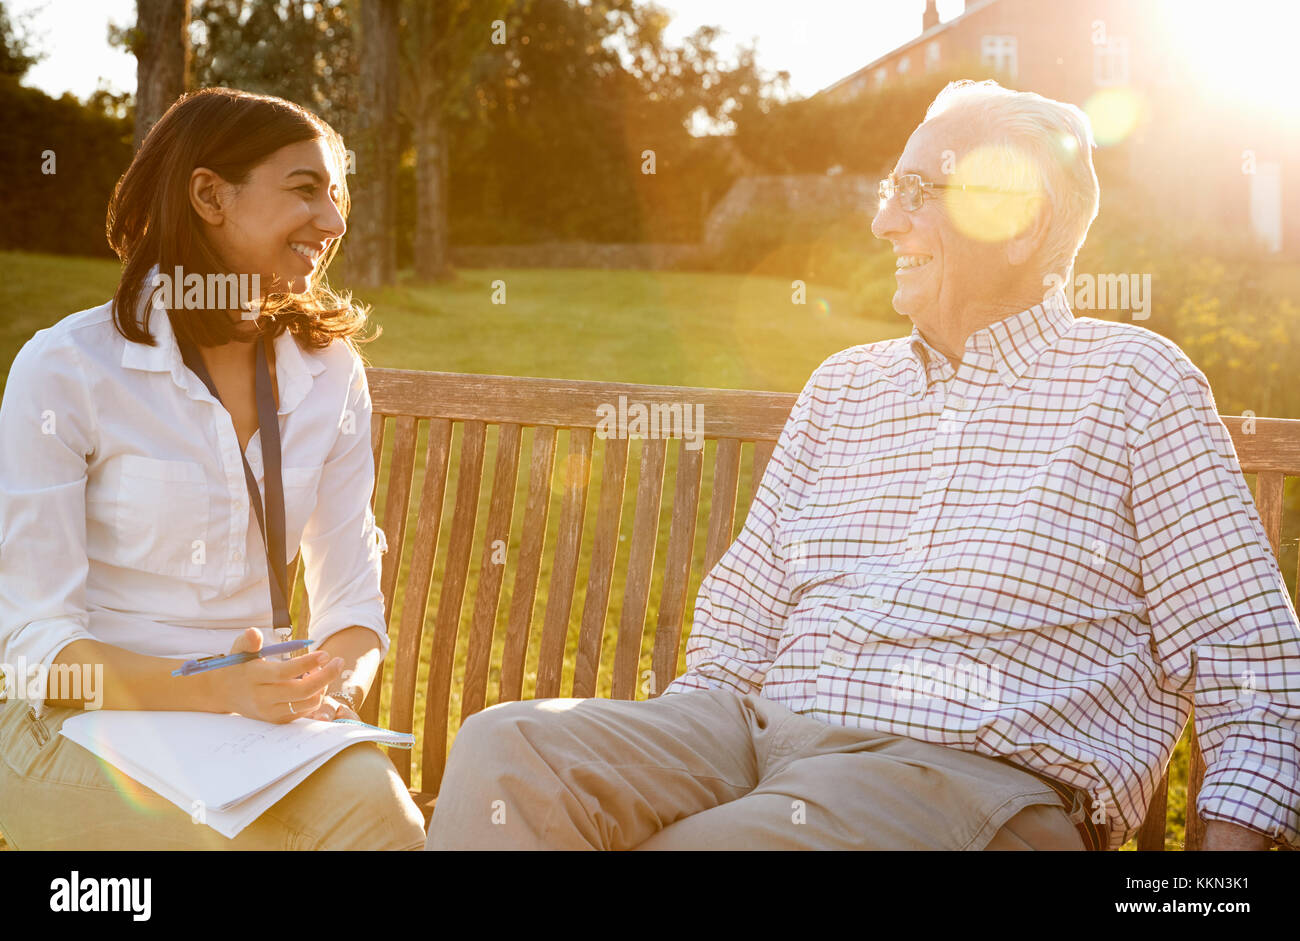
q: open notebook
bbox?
[60,711,415,839]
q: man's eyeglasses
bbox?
[877,172,1033,212]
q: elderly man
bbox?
[427,80,1300,851]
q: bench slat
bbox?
[379,416,419,626]
[422,421,487,792]
[1254,471,1284,558]
[361,417,384,722]
[461,423,523,721]
[1222,417,1300,473]
[498,426,557,703]
[536,429,595,698]
[752,440,775,497]
[650,441,705,696]
[1136,771,1169,850]
[572,437,630,698]
[1185,722,1207,850]
[704,439,742,575]
[370,416,386,512]
[363,416,419,726]
[386,419,452,780]
[368,368,794,441]
[287,551,302,636]
[612,439,667,700]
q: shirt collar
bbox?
[905,288,1074,391]
[121,264,325,415]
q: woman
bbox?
[0,88,426,849]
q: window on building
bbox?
[980,35,1018,79]
[898,56,911,75]
[875,67,888,88]
[1094,37,1130,86]
[1250,161,1283,253]
[926,41,941,72]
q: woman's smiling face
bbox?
[189,137,346,301]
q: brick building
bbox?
[819,0,1295,254]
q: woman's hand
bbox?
[210,628,344,723]
[302,695,361,722]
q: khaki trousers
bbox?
[0,700,427,850]
[427,688,1084,850]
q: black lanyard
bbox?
[177,333,293,640]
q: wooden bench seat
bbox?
[285,368,1300,850]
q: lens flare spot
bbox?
[88,732,171,816]
[1084,87,1143,146]
[549,447,591,500]
[814,298,831,317]
[945,145,1043,243]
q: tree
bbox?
[443,0,784,245]
[189,0,356,131]
[443,0,646,245]
[731,62,999,177]
[347,0,399,286]
[130,0,191,151]
[400,0,515,283]
[605,5,783,241]
[0,0,42,79]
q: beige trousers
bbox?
[427,688,1085,850]
[0,700,427,850]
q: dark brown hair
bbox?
[107,86,378,352]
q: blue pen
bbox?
[171,639,315,677]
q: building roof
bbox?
[818,0,1004,99]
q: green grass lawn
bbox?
[0,250,898,395]
[0,250,1189,850]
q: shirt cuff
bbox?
[1197,759,1300,848]
[1,617,97,718]
[306,607,391,661]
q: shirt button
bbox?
[232,550,244,562]
[829,652,846,667]
[865,596,885,610]
[948,394,966,410]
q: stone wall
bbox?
[702,174,877,246]
[450,242,705,271]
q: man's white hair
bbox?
[921,80,1100,282]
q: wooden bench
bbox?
[285,368,1300,851]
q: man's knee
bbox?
[451,698,572,761]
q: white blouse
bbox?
[0,290,390,715]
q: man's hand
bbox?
[1200,820,1273,850]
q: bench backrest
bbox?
[289,368,1300,850]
